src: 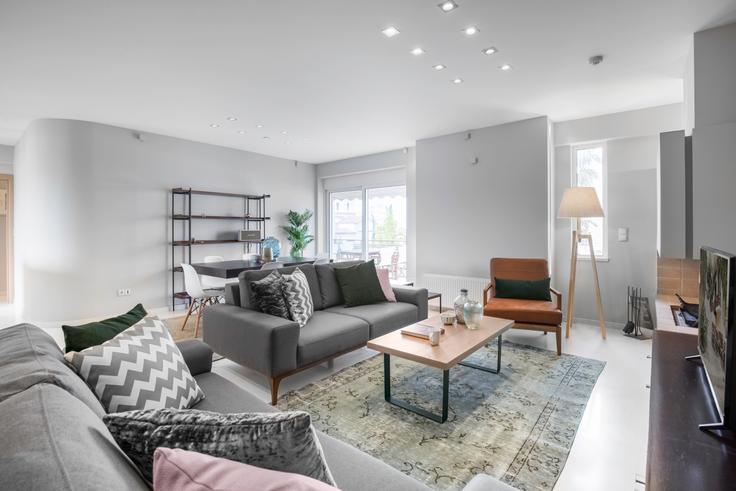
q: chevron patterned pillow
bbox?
[282,267,314,328]
[70,316,204,413]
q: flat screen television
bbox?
[690,246,736,431]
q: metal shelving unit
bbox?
[170,188,270,310]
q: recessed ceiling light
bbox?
[209,123,220,128]
[482,47,498,55]
[286,141,291,145]
[281,130,288,135]
[433,64,446,71]
[237,130,246,134]
[452,78,464,84]
[410,47,425,56]
[499,64,512,71]
[381,26,400,38]
[227,116,238,121]
[262,136,270,141]
[463,26,479,36]
[256,124,264,128]
[438,1,458,12]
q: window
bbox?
[328,185,407,280]
[572,143,607,258]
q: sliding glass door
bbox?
[329,185,407,280]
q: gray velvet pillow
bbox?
[103,408,335,486]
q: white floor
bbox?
[211,321,653,491]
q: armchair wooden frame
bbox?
[483,283,563,356]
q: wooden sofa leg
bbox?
[555,326,562,356]
[270,377,282,406]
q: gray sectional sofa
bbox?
[203,261,429,404]
[0,323,508,491]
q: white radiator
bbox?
[420,274,488,305]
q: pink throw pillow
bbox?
[153,447,339,491]
[376,267,397,302]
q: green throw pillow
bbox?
[62,303,148,353]
[333,260,387,307]
[494,277,552,302]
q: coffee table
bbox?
[367,315,513,423]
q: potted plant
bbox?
[281,209,314,258]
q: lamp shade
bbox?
[558,187,604,218]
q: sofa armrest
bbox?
[550,287,562,310]
[483,282,493,305]
[224,283,241,306]
[393,287,429,321]
[175,339,213,376]
[203,304,300,377]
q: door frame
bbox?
[0,174,12,303]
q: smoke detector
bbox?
[588,55,604,66]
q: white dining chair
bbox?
[260,261,282,271]
[202,256,226,291]
[181,263,223,338]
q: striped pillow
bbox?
[282,268,314,328]
[70,316,204,413]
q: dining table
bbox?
[190,257,320,279]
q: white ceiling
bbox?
[1,0,735,163]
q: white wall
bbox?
[692,22,736,256]
[0,144,13,174]
[14,119,316,323]
[553,137,659,325]
[316,148,416,278]
[415,117,550,284]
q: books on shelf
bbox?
[400,324,445,340]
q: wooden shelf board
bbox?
[173,291,190,299]
[172,214,270,221]
[172,239,263,246]
[172,188,270,200]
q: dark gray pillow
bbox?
[250,272,290,319]
[103,408,335,486]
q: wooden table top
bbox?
[190,257,318,278]
[367,315,514,370]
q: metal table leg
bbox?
[458,334,502,374]
[383,353,449,423]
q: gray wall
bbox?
[659,130,687,258]
[14,119,316,322]
[0,144,13,174]
[415,116,550,282]
[692,22,736,256]
[553,137,659,325]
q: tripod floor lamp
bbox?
[558,187,607,340]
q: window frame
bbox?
[326,183,408,268]
[571,141,609,261]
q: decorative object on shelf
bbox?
[558,187,607,340]
[463,300,483,329]
[453,289,469,324]
[263,236,281,258]
[281,209,314,258]
[238,230,262,242]
[262,247,273,262]
[440,311,456,325]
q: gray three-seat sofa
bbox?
[204,261,430,404]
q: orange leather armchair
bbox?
[483,258,563,355]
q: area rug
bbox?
[165,316,223,361]
[278,341,605,491]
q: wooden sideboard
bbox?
[647,330,736,490]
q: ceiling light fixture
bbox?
[410,47,426,56]
[381,26,400,38]
[438,1,458,12]
[256,124,264,128]
[227,116,238,121]
[262,136,270,141]
[433,64,446,71]
[499,64,512,71]
[281,130,288,135]
[209,123,220,128]
[452,78,464,84]
[463,26,479,36]
[482,47,498,55]
[237,130,246,134]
